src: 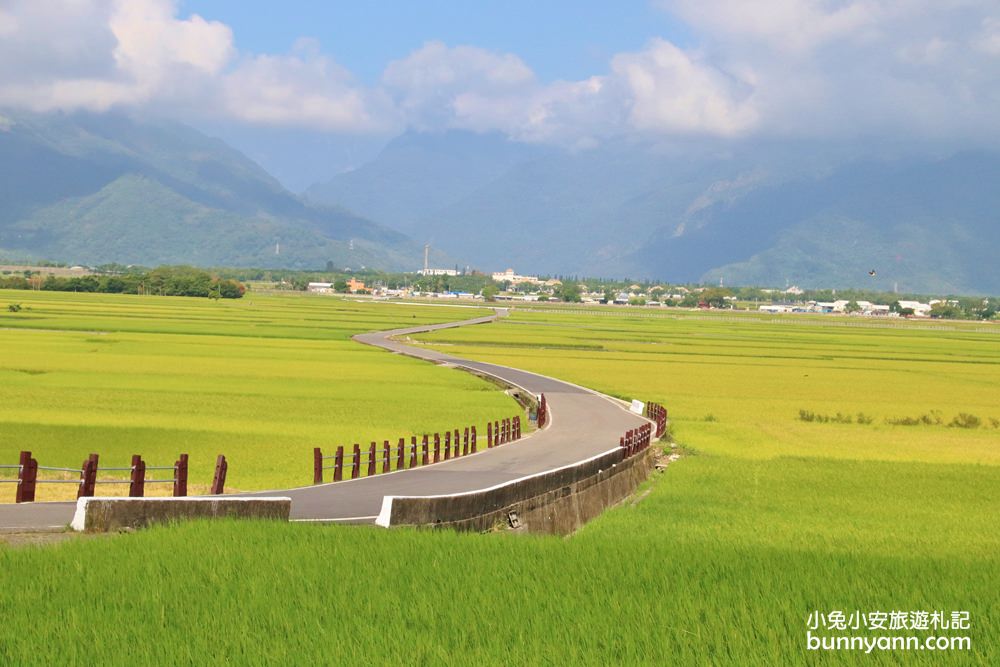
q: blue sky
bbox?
[179,1,690,84]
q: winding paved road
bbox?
[0,309,648,530]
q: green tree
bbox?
[844,300,862,313]
[556,282,582,302]
[700,287,734,308]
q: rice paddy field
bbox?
[2,298,998,665]
[0,289,515,498]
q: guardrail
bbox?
[312,415,524,485]
[645,402,668,438]
[0,451,227,502]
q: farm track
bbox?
[0,310,649,529]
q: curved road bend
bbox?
[0,310,649,529]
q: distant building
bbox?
[418,268,459,276]
[896,300,932,317]
[347,278,366,293]
[491,268,540,285]
[307,282,333,293]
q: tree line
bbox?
[0,266,246,299]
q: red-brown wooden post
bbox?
[433,433,441,463]
[487,422,493,448]
[334,446,344,481]
[78,453,98,499]
[129,454,145,497]
[368,442,377,477]
[382,441,391,474]
[210,454,228,494]
[453,429,461,456]
[173,453,188,497]
[620,435,626,455]
[15,451,37,503]
[471,426,477,453]
[396,438,405,470]
[351,444,361,479]
[409,436,418,468]
[444,431,451,459]
[313,447,323,484]
[494,420,500,445]
[422,435,430,466]
[462,428,469,456]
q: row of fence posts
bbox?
[2,451,228,503]
[646,402,668,438]
[536,394,548,428]
[313,415,524,484]
[620,423,653,458]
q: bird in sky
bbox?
[868,269,877,277]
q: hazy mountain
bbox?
[0,111,435,270]
[306,130,546,241]
[632,152,1000,294]
[307,131,1000,293]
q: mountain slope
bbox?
[632,153,1000,293]
[308,131,1000,293]
[0,111,430,270]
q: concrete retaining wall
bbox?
[376,447,656,535]
[71,496,291,532]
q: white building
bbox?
[418,268,459,276]
[896,300,932,317]
[491,268,540,285]
[307,282,334,293]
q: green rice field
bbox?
[2,298,998,664]
[0,290,515,498]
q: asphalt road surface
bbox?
[0,309,648,529]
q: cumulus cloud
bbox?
[0,0,380,131]
[611,39,758,136]
[0,0,999,148]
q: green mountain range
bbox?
[0,111,435,271]
[309,131,1000,294]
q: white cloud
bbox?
[0,0,998,149]
[611,39,758,135]
[976,17,1000,55]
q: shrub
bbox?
[7,303,21,312]
[948,413,981,429]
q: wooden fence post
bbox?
[444,431,451,460]
[487,422,493,448]
[129,454,145,497]
[15,451,37,503]
[419,435,428,466]
[210,454,228,494]
[334,446,344,482]
[382,441,391,474]
[409,436,418,468]
[313,447,323,484]
[173,454,188,497]
[453,429,461,457]
[351,444,361,479]
[470,426,477,453]
[368,442,377,477]
[78,453,98,499]
[433,433,441,463]
[396,438,405,470]
[463,428,469,456]
[494,421,500,445]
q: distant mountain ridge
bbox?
[308,131,1000,294]
[0,111,438,270]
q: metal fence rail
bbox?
[1,451,221,502]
